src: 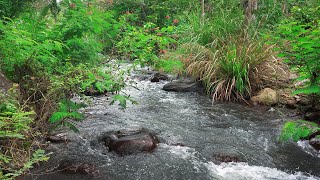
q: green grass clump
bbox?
[179,31,274,102]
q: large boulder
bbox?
[251,88,278,106]
[162,79,203,92]
[102,129,159,155]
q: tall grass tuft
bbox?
[180,31,275,102]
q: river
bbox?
[25,68,320,180]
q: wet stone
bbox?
[162,79,204,92]
[213,153,242,163]
[102,129,159,155]
[150,73,169,82]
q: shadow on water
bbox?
[22,70,320,180]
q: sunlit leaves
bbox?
[280,120,320,142]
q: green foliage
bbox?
[110,94,137,110]
[180,0,243,45]
[275,4,320,95]
[0,86,33,139]
[0,88,49,179]
[49,99,86,133]
[110,0,193,27]
[155,59,184,74]
[280,120,320,142]
[0,0,33,19]
[1,149,49,180]
[81,68,126,94]
[116,15,177,66]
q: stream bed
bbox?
[25,69,320,180]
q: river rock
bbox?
[286,99,298,109]
[304,112,320,124]
[309,137,320,151]
[103,129,159,155]
[150,73,169,82]
[162,79,203,92]
[213,153,241,163]
[251,88,278,106]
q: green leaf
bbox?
[292,85,320,95]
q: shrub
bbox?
[275,4,320,96]
[116,15,177,66]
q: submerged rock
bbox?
[58,160,99,176]
[150,72,169,82]
[162,79,203,92]
[251,88,278,106]
[102,129,159,155]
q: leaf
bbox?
[292,85,320,95]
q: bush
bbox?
[275,4,320,96]
[116,14,177,66]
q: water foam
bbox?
[206,162,319,180]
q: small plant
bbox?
[280,120,320,142]
[49,99,86,133]
[110,94,138,110]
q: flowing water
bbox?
[26,69,320,180]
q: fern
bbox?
[49,99,86,132]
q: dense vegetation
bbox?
[0,0,319,178]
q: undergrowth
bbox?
[0,87,49,179]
